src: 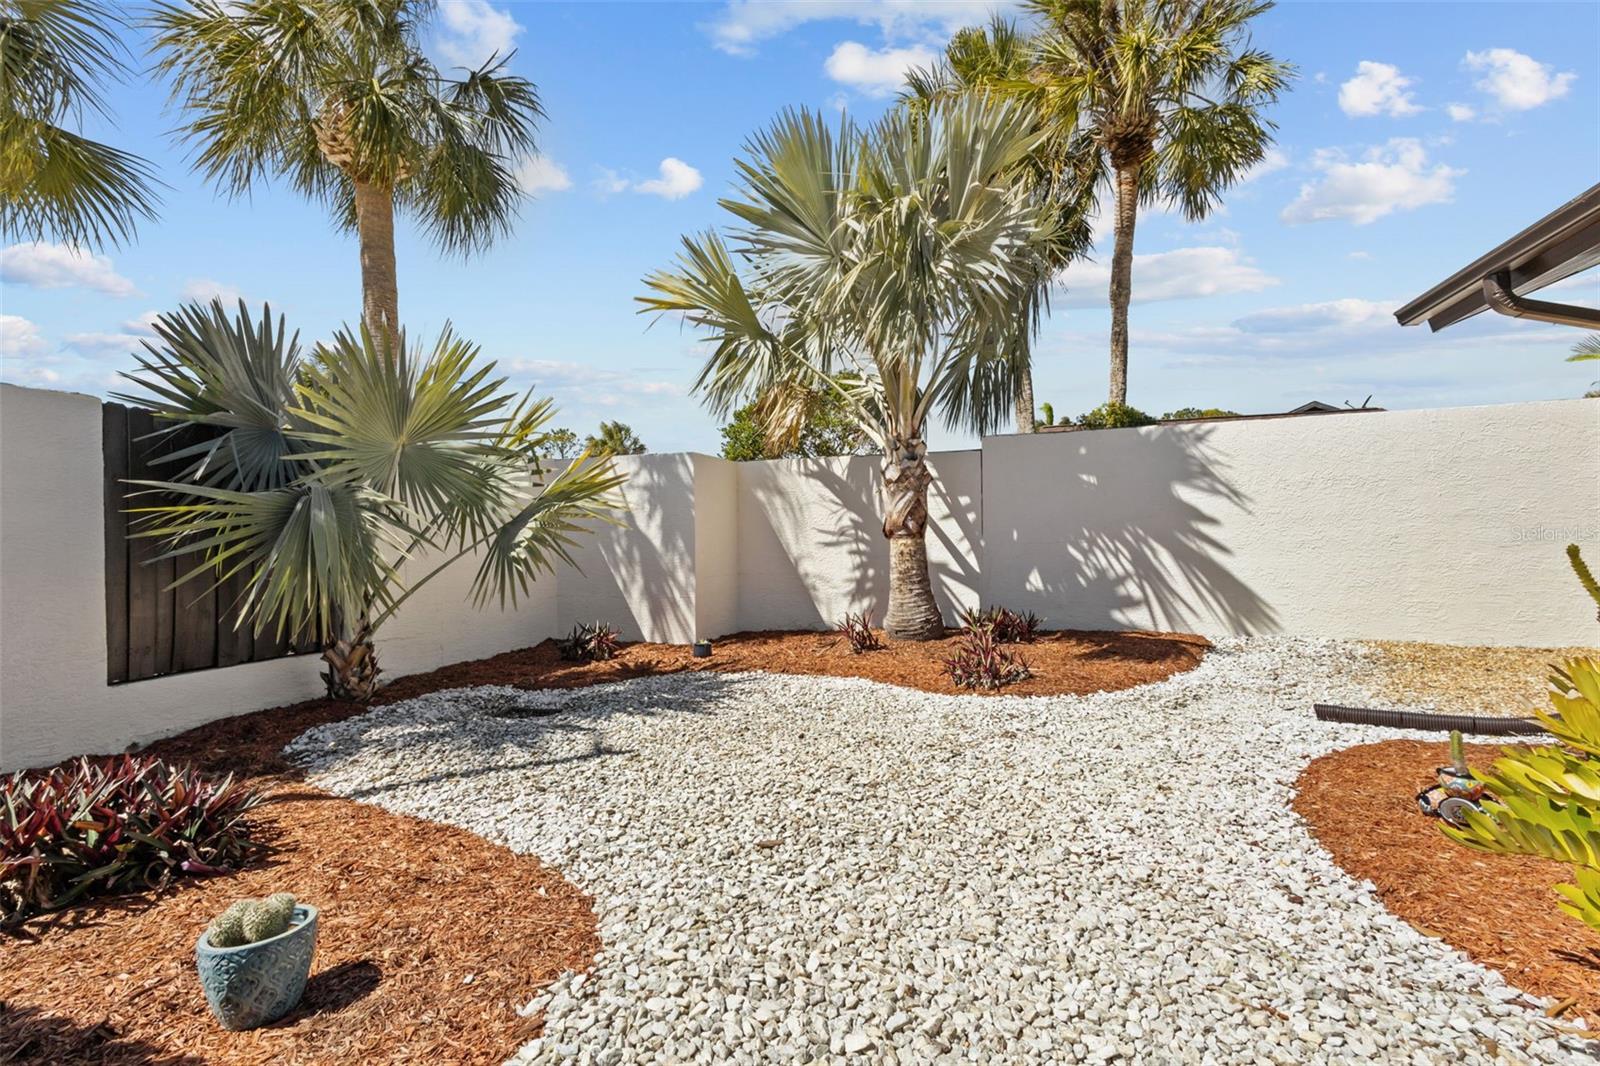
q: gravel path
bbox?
[285,638,1594,1065]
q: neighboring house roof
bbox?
[1394,183,1600,332]
[1286,401,1342,414]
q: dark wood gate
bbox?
[102,402,317,684]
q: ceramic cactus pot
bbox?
[196,904,318,1030]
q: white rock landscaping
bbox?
[284,637,1595,1065]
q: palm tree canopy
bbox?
[1571,333,1600,362]
[1,0,159,245]
[119,301,623,643]
[639,96,1060,447]
[148,0,544,256]
[1026,0,1294,220]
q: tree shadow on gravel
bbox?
[306,673,759,801]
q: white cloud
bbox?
[1445,102,1476,122]
[122,310,162,334]
[1347,250,1373,261]
[1337,61,1423,118]
[64,331,150,359]
[1237,147,1290,184]
[515,154,573,195]
[705,0,1009,56]
[507,359,685,405]
[824,40,936,95]
[0,242,136,296]
[1464,48,1576,111]
[1056,246,1278,307]
[436,0,523,67]
[1231,298,1394,334]
[633,158,704,200]
[0,315,48,359]
[1281,138,1461,226]
[181,278,244,305]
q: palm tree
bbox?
[904,16,1097,432]
[585,421,646,456]
[116,300,623,700]
[1573,333,1600,397]
[1025,0,1293,404]
[149,0,543,338]
[1,0,158,246]
[640,98,1057,640]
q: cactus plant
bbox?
[206,893,299,948]
[1570,544,1600,622]
[1448,729,1468,776]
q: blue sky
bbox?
[2,0,1597,453]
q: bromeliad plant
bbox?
[836,610,885,654]
[118,300,624,700]
[958,604,1043,644]
[944,626,1033,691]
[556,620,621,663]
[2,755,263,926]
[1442,658,1600,931]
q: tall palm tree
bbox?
[640,98,1057,640]
[1026,0,1292,404]
[585,420,646,457]
[117,300,623,700]
[1573,333,1600,397]
[1,0,158,246]
[149,0,543,339]
[904,16,1097,432]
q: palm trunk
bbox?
[1107,162,1140,406]
[351,178,400,345]
[321,614,381,701]
[1014,367,1036,434]
[880,436,945,640]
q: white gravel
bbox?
[284,637,1594,1065]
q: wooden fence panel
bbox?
[102,402,316,684]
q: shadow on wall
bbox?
[745,459,883,629]
[740,454,979,630]
[572,456,697,643]
[994,426,1278,634]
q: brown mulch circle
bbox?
[0,789,599,1065]
[1294,739,1600,1025]
[1,627,1206,1064]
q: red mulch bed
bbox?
[1295,739,1600,1025]
[1,627,1206,1064]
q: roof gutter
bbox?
[1481,270,1600,330]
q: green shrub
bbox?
[1161,407,1240,420]
[1442,657,1600,931]
[1,756,264,926]
[1075,402,1156,429]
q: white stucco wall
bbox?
[735,451,983,631]
[556,453,700,644]
[980,400,1600,646]
[0,384,558,771]
[4,383,1593,770]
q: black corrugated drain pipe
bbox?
[1313,704,1549,737]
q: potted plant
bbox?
[196,892,318,1030]
[692,637,713,658]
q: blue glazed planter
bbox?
[196,904,318,1030]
